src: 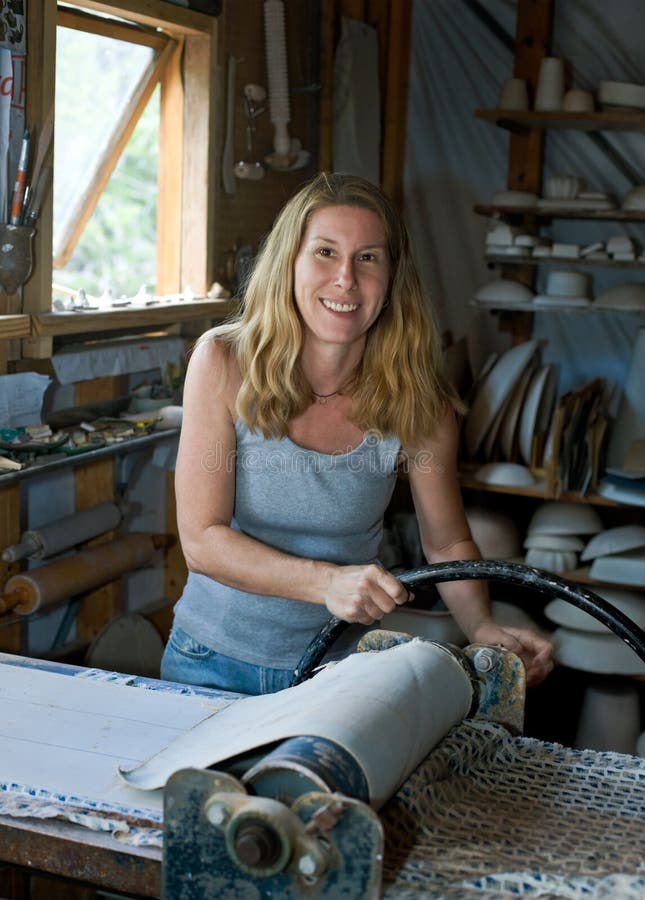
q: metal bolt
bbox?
[233,821,283,868]
[206,801,229,827]
[473,648,496,673]
[298,854,317,877]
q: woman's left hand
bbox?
[471,621,554,688]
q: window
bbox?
[30,0,218,321]
[54,7,175,297]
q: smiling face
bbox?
[293,204,391,353]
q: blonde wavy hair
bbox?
[201,172,464,445]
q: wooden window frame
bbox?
[23,0,219,359]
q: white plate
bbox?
[499,363,536,460]
[527,501,603,536]
[482,390,514,460]
[518,364,556,465]
[464,340,538,457]
[553,627,645,675]
[544,586,645,634]
[581,524,645,562]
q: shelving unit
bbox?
[474,204,645,222]
[31,298,239,338]
[484,253,645,270]
[475,108,645,132]
[472,297,645,314]
[462,0,645,606]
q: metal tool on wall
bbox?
[234,84,266,181]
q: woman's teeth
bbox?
[322,299,358,312]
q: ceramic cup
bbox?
[535,57,565,111]
[562,89,594,112]
[498,77,529,111]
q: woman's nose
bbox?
[334,257,357,291]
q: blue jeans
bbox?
[160,626,294,695]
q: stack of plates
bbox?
[463,340,538,459]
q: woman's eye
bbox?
[358,253,377,263]
[316,247,333,257]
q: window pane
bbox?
[54,25,159,296]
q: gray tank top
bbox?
[172,420,401,668]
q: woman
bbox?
[161,172,553,695]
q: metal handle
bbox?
[290,560,645,686]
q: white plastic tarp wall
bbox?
[404,0,644,403]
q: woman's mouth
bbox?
[321,298,359,313]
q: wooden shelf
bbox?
[485,253,645,270]
[0,315,31,340]
[32,298,239,337]
[475,108,645,132]
[459,469,634,508]
[475,204,645,222]
[0,427,179,485]
[562,565,643,593]
[471,298,645,316]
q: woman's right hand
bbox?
[320,563,411,625]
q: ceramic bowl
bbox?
[598,80,645,110]
[544,270,590,298]
[465,506,522,559]
[491,190,538,208]
[544,176,585,201]
[524,547,578,573]
[562,89,594,112]
[527,501,603,536]
[544,586,645,634]
[589,548,645,587]
[622,185,645,211]
[475,462,537,487]
[523,533,584,551]
[553,627,645,675]
[594,283,645,311]
[581,524,645,562]
[474,279,534,304]
[498,77,529,111]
